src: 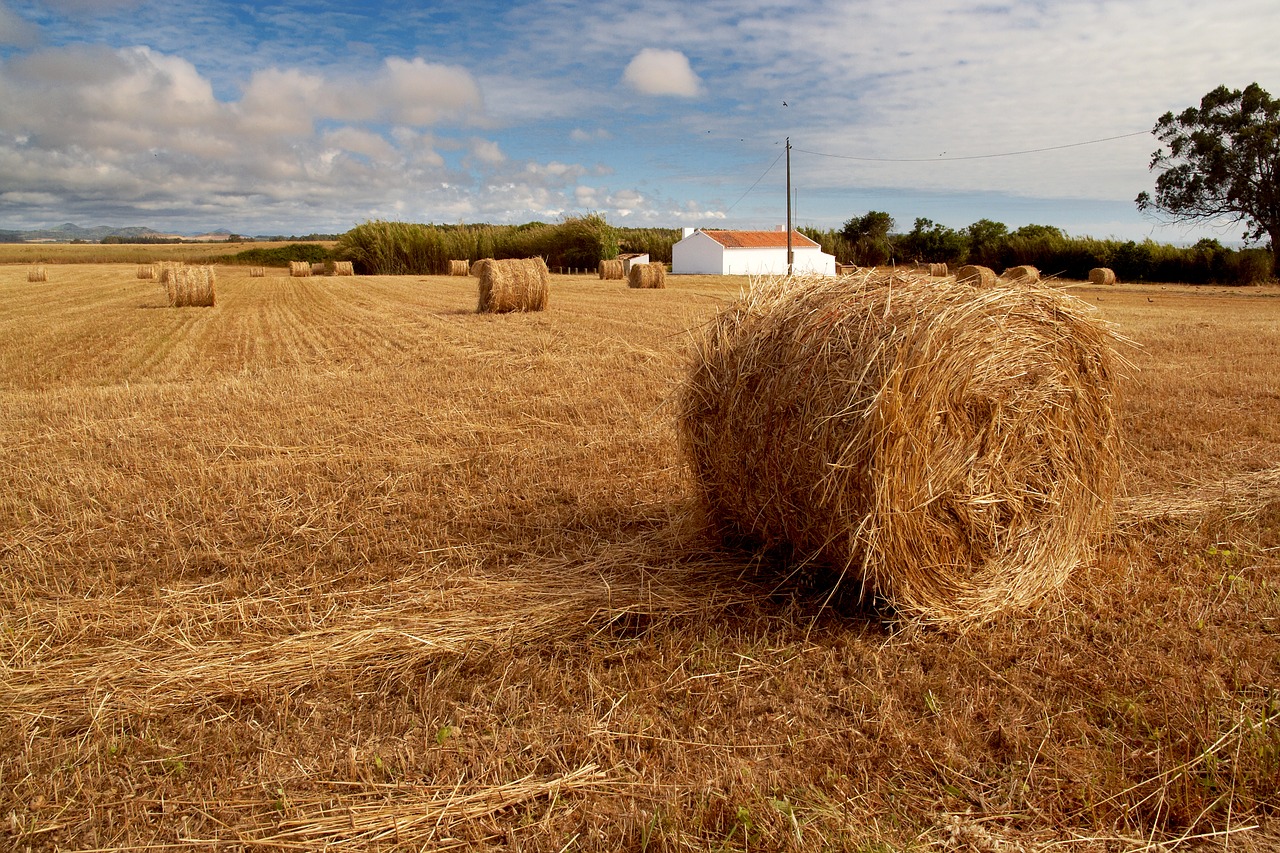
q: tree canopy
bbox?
[1136,83,1280,275]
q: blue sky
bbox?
[1,0,1278,242]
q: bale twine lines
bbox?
[628,262,667,289]
[598,259,625,280]
[477,257,550,313]
[1089,267,1117,285]
[289,261,311,278]
[1002,265,1041,283]
[956,264,998,288]
[448,259,470,276]
[677,271,1124,624]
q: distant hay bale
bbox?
[448,260,469,276]
[677,270,1123,624]
[310,262,327,276]
[956,264,998,288]
[476,257,550,313]
[166,265,216,308]
[1089,267,1117,285]
[333,261,354,276]
[598,259,625,280]
[28,266,47,282]
[290,261,311,277]
[928,263,949,277]
[1003,265,1041,283]
[627,262,667,289]
[137,265,155,280]
[250,266,266,278]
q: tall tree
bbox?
[1136,83,1280,276]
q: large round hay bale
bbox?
[1002,265,1040,283]
[956,264,997,288]
[928,263,948,277]
[677,271,1122,624]
[598,259,625,280]
[477,257,550,313]
[471,259,492,276]
[627,262,666,289]
[1089,267,1117,285]
[169,265,216,307]
[448,259,469,276]
[290,261,311,278]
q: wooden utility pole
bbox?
[785,137,793,276]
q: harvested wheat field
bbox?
[0,260,1278,851]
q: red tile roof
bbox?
[698,230,821,249]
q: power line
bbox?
[792,130,1150,163]
[724,149,785,214]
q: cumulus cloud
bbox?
[622,48,701,97]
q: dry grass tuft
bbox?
[476,257,550,313]
[1003,264,1041,283]
[333,261,354,276]
[627,262,666,289]
[290,260,311,277]
[1090,267,1118,285]
[598,259,625,280]
[956,264,998,287]
[27,265,47,282]
[678,270,1124,623]
[449,259,470,276]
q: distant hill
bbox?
[0,224,337,243]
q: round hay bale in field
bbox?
[310,262,327,276]
[928,263,949,277]
[598,258,625,280]
[290,261,311,278]
[27,266,47,282]
[169,265,216,307]
[1089,267,1117,285]
[137,264,156,280]
[677,271,1123,624]
[333,261,354,276]
[628,262,666,289]
[956,264,997,288]
[1002,265,1041,283]
[476,257,550,313]
[448,259,469,276]
[250,266,266,278]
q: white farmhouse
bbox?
[671,228,837,276]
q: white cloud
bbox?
[379,57,482,125]
[570,127,611,142]
[622,48,701,97]
[0,1,37,46]
[467,138,505,166]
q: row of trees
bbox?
[802,213,1273,285]
[322,216,681,275]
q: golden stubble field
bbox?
[1,260,1278,851]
